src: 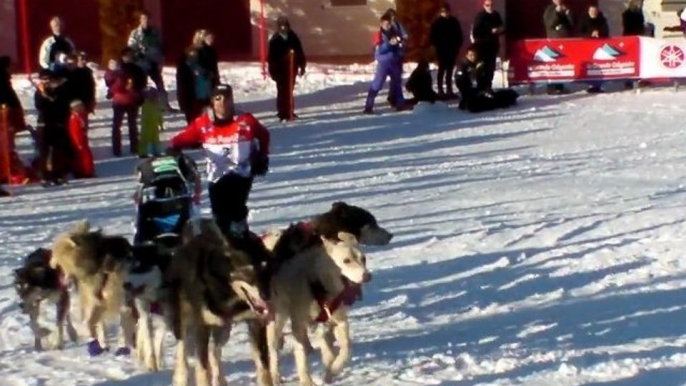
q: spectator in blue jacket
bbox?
[364,14,411,114]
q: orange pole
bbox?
[0,105,13,193]
[259,0,268,79]
[18,0,32,75]
[288,50,294,120]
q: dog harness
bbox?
[314,281,362,323]
[126,284,163,318]
[259,221,313,241]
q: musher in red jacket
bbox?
[169,84,270,239]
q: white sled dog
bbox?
[266,227,372,386]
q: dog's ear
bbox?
[320,235,338,252]
[331,201,349,211]
[65,235,80,248]
[72,220,91,234]
[337,231,359,245]
[230,265,255,280]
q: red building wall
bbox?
[159,0,252,62]
[15,0,102,72]
[0,0,18,65]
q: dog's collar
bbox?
[314,279,361,323]
[298,221,313,232]
[56,266,68,289]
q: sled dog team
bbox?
[13,201,392,386]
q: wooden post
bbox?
[288,49,295,120]
[259,0,268,79]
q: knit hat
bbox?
[211,84,233,98]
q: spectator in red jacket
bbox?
[105,48,147,156]
[67,100,94,178]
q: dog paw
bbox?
[323,372,335,384]
[114,347,131,356]
[87,340,107,356]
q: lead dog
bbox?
[261,201,393,252]
[13,247,78,351]
[266,229,372,386]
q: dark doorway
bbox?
[160,0,252,63]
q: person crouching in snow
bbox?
[364,14,412,114]
[68,100,95,178]
[139,88,164,158]
[405,60,438,105]
[455,46,518,113]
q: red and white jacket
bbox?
[171,112,270,181]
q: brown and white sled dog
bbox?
[160,219,273,386]
[49,220,136,354]
[266,230,372,386]
[13,247,79,351]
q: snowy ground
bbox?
[2,63,686,386]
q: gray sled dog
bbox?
[139,218,272,386]
[13,247,79,351]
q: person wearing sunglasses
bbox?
[169,84,270,240]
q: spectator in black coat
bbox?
[197,31,220,88]
[544,0,574,38]
[455,46,518,113]
[268,16,306,122]
[543,0,573,94]
[70,52,96,113]
[622,0,645,36]
[430,3,463,99]
[0,56,22,111]
[34,71,72,185]
[578,6,610,38]
[623,1,646,89]
[405,60,438,105]
[472,0,504,90]
[578,6,609,93]
[0,55,27,178]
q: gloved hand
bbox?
[252,156,269,176]
[165,146,181,156]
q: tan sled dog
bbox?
[49,220,136,354]
[266,229,371,386]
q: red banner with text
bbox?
[508,37,641,84]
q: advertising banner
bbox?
[638,37,686,79]
[508,37,640,84]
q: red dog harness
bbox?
[315,281,362,323]
[127,284,163,319]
